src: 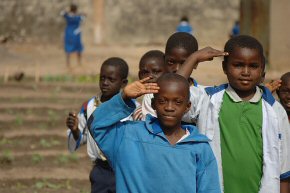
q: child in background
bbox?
[277,72,290,120]
[61,4,85,67]
[277,72,290,193]
[165,32,198,75]
[142,32,204,124]
[88,74,221,193]
[134,50,167,120]
[177,35,290,193]
[66,57,130,193]
[176,16,193,35]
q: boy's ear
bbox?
[184,101,191,114]
[222,61,227,74]
[121,79,128,88]
[151,98,156,110]
[260,72,266,83]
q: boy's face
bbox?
[223,47,264,97]
[139,57,166,83]
[277,79,290,114]
[152,81,191,130]
[165,47,190,73]
[99,65,126,101]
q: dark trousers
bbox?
[90,159,116,193]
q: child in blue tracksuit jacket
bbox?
[88,74,221,193]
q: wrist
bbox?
[72,129,80,141]
[121,90,128,100]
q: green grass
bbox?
[55,153,79,165]
[31,153,43,164]
[39,139,61,148]
[0,149,14,164]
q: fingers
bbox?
[139,76,153,83]
[207,47,228,57]
[66,112,77,130]
[69,112,77,117]
[143,83,160,94]
[265,79,282,93]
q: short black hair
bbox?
[101,57,129,79]
[180,16,189,22]
[224,35,265,68]
[165,32,198,55]
[139,50,165,69]
[70,4,78,12]
[156,73,190,101]
[280,72,290,82]
[277,72,290,96]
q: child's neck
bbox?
[100,95,111,103]
[162,125,186,145]
[233,87,257,101]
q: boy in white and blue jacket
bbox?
[88,74,221,193]
[177,35,290,193]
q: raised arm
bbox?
[177,47,228,79]
[88,78,159,166]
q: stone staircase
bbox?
[0,82,99,193]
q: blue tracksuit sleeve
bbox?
[196,144,221,193]
[88,93,136,167]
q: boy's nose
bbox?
[242,66,250,75]
[165,102,174,111]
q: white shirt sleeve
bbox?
[275,102,290,179]
[181,85,210,125]
[141,94,156,120]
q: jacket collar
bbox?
[144,114,209,143]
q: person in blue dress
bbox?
[229,20,240,38]
[176,16,193,35]
[61,4,85,67]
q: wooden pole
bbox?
[240,0,270,62]
[92,0,104,44]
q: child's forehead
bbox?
[231,46,260,55]
[158,81,188,94]
[166,47,191,56]
[101,65,121,74]
[140,57,165,67]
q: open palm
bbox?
[122,77,160,99]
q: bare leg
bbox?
[66,53,70,67]
[77,52,82,66]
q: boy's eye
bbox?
[158,99,166,104]
[175,100,183,105]
[249,63,259,68]
[280,89,290,95]
[140,71,149,75]
[153,70,161,74]
[233,63,243,67]
[109,78,116,82]
[167,60,174,65]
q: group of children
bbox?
[66,32,290,193]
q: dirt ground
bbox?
[0,42,288,193]
[0,42,288,85]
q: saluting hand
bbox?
[193,47,228,63]
[122,77,160,100]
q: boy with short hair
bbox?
[277,72,290,193]
[142,32,204,124]
[88,74,221,193]
[135,50,167,120]
[66,57,130,193]
[177,35,290,193]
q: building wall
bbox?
[269,0,290,70]
[0,0,239,46]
